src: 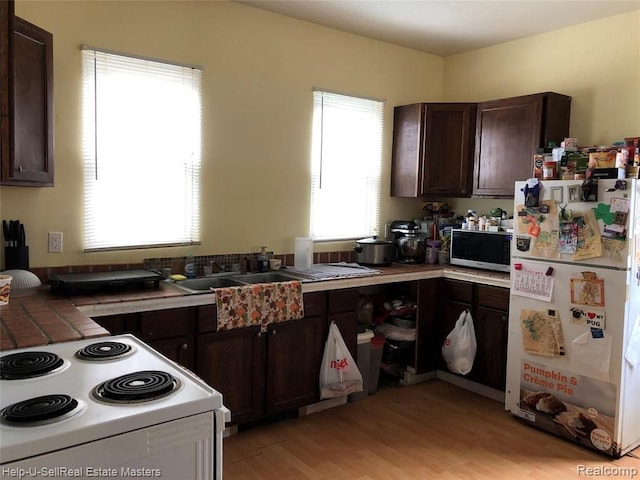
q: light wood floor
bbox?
[224,379,640,479]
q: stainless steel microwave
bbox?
[449,229,511,272]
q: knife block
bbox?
[5,246,29,270]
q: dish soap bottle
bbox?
[257,246,269,272]
[184,253,196,278]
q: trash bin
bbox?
[369,335,386,394]
[349,330,374,402]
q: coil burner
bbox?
[75,341,134,361]
[92,370,180,404]
[0,394,81,425]
[0,352,65,380]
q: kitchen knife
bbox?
[2,220,9,246]
[11,220,18,247]
[19,224,25,247]
[9,220,16,247]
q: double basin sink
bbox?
[171,271,308,295]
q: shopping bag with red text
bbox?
[319,321,363,399]
[442,309,477,375]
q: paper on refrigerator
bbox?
[512,264,554,302]
[571,331,612,382]
[520,309,565,357]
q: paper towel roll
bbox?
[294,237,313,270]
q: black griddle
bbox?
[49,269,164,295]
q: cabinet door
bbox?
[472,93,570,197]
[138,308,195,370]
[146,337,194,371]
[439,300,472,372]
[328,312,358,360]
[391,103,475,198]
[414,278,438,374]
[439,279,474,372]
[390,103,424,197]
[473,95,543,197]
[0,1,12,173]
[422,103,475,197]
[327,288,359,358]
[93,313,137,336]
[266,316,325,414]
[2,16,53,186]
[472,306,508,391]
[196,327,264,425]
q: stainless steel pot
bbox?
[353,237,394,265]
[397,234,425,262]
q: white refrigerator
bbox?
[505,177,640,457]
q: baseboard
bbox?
[436,369,505,403]
[298,395,348,416]
[401,369,436,385]
[223,424,238,438]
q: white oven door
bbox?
[2,412,219,480]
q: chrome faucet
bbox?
[212,261,226,273]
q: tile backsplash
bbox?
[30,250,356,283]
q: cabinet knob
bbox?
[18,165,23,173]
[181,343,188,350]
[271,329,277,335]
[257,332,262,338]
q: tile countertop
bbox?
[0,264,510,351]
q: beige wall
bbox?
[444,10,640,219]
[2,0,441,267]
[1,3,639,268]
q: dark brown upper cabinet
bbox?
[0,0,13,175]
[1,12,54,186]
[472,92,571,197]
[391,103,476,198]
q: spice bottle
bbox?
[543,160,557,180]
[466,210,477,230]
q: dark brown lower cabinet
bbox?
[197,316,328,425]
[440,299,473,371]
[438,279,509,391]
[414,279,439,374]
[139,308,196,371]
[93,308,196,372]
[265,316,326,414]
[197,326,264,425]
[197,292,330,425]
[327,288,359,359]
[471,305,508,390]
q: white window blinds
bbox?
[82,47,202,251]
[310,90,384,241]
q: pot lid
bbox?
[355,236,394,245]
[390,220,420,232]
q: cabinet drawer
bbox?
[139,309,191,340]
[303,292,326,317]
[476,285,509,311]
[197,305,217,334]
[328,288,359,314]
[443,279,473,304]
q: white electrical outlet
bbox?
[48,232,63,253]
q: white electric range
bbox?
[0,334,229,479]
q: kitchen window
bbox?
[310,90,384,241]
[81,47,202,251]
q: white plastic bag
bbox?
[442,309,477,375]
[319,322,363,399]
